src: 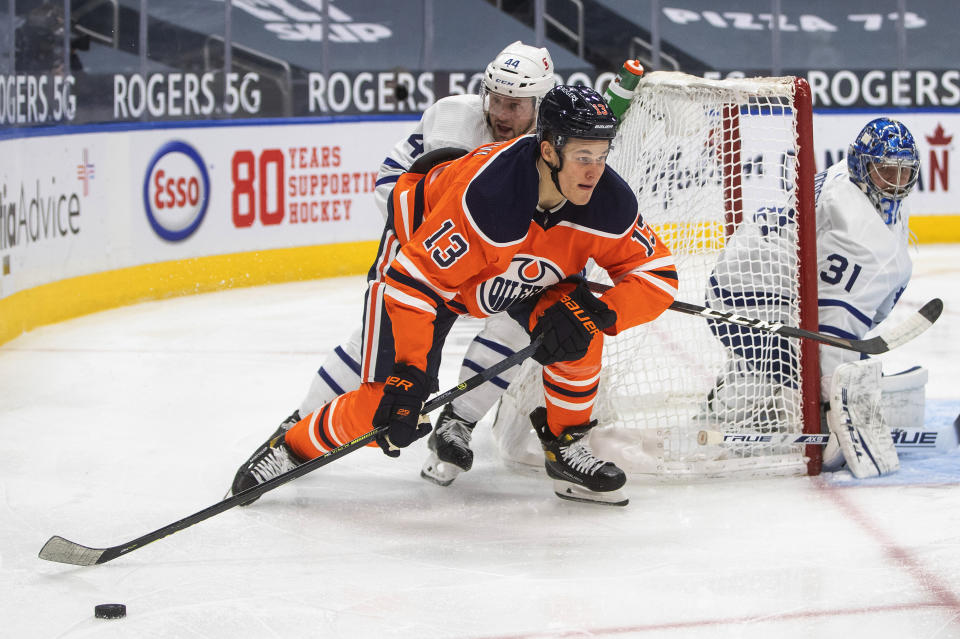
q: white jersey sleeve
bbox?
[373,94,493,218]
[814,160,913,397]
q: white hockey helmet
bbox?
[483,41,556,100]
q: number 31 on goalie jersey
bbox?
[423,218,469,268]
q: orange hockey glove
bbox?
[373,363,432,457]
[531,283,617,365]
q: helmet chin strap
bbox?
[546,145,567,202]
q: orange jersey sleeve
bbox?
[592,217,678,334]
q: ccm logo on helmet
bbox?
[143,140,210,242]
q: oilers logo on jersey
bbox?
[476,255,564,315]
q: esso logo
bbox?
[143,141,210,241]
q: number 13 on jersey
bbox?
[423,219,469,268]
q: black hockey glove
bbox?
[373,363,432,457]
[531,283,618,366]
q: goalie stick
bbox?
[38,335,543,567]
[698,424,952,448]
[697,430,832,446]
[668,298,943,355]
[586,281,942,355]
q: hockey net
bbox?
[492,72,821,479]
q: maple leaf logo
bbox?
[926,123,953,146]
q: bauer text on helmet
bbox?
[847,117,920,224]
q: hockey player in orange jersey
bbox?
[230,86,678,506]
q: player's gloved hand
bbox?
[531,283,618,365]
[373,363,432,457]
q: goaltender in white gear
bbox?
[293,41,557,486]
[705,117,923,478]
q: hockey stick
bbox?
[669,298,942,355]
[586,281,942,355]
[697,430,831,446]
[38,335,543,567]
[698,425,951,449]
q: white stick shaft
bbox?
[698,426,951,450]
[697,430,830,446]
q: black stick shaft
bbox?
[38,336,543,566]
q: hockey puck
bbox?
[94,603,126,619]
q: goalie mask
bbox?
[847,118,920,225]
[481,41,556,140]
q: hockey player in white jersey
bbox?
[704,117,921,478]
[373,41,556,216]
[230,41,556,499]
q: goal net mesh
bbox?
[492,73,813,480]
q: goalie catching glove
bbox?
[373,363,432,457]
[531,282,617,365]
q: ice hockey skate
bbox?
[228,411,304,505]
[529,407,628,506]
[420,405,476,486]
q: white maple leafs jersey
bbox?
[374,94,492,218]
[814,159,912,395]
[707,159,913,398]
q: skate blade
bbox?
[552,480,628,507]
[420,453,464,487]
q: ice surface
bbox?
[2,246,959,638]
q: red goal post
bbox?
[492,73,822,479]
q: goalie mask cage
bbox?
[493,72,821,479]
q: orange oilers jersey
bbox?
[384,135,678,372]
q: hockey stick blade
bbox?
[38,426,384,566]
[855,297,943,354]
[697,430,831,446]
[39,336,543,566]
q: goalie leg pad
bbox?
[825,359,899,478]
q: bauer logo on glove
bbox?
[373,363,433,457]
[386,376,415,391]
[531,282,617,366]
[561,294,602,336]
